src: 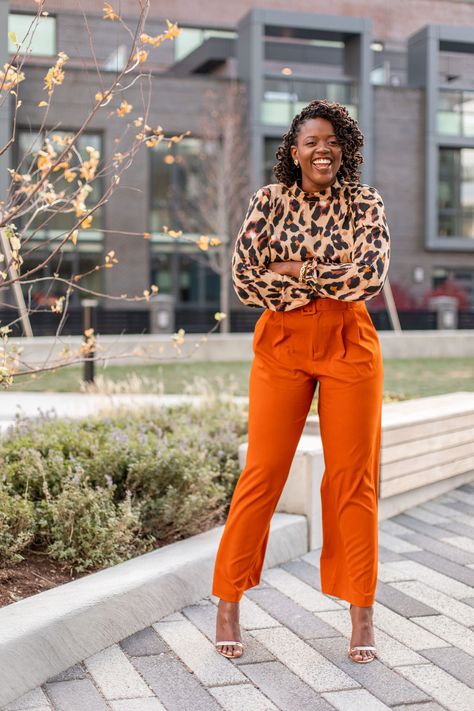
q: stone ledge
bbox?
[0,512,308,707]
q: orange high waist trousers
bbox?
[212,296,383,606]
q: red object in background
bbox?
[421,278,470,311]
[368,281,418,312]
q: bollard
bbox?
[428,295,458,330]
[149,294,175,334]
[81,299,98,383]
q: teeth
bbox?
[313,160,331,165]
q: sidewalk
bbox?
[4,481,474,711]
[0,392,249,433]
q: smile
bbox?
[312,159,332,170]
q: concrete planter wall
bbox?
[239,391,474,549]
[8,330,474,366]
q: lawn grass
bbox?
[8,357,474,400]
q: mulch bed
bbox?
[0,553,89,608]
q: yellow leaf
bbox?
[103,2,119,20]
[8,32,18,45]
[79,215,93,229]
[116,99,132,117]
[38,100,48,107]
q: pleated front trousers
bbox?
[212,296,383,606]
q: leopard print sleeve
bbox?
[231,186,311,310]
[302,186,391,301]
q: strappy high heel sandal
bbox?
[348,603,377,663]
[215,640,244,658]
[347,644,377,663]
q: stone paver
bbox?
[3,479,474,711]
[311,636,430,706]
[396,663,474,711]
[377,559,474,599]
[84,644,154,700]
[3,689,51,711]
[44,680,109,711]
[322,688,391,710]
[238,660,335,711]
[409,613,474,656]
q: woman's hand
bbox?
[268,261,303,279]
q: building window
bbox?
[438,90,474,137]
[14,129,104,305]
[174,27,236,62]
[262,78,358,126]
[264,138,282,184]
[8,12,56,57]
[14,129,104,236]
[150,132,218,237]
[21,253,103,307]
[150,247,220,307]
[150,136,211,234]
[438,147,474,239]
[150,135,222,308]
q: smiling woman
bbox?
[213,98,390,664]
[290,117,343,187]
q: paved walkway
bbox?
[0,392,248,434]
[4,481,474,711]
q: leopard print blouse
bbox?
[231,176,390,312]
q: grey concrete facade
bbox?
[408,25,474,252]
[237,8,374,190]
[3,1,474,330]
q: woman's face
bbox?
[290,117,342,191]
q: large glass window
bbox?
[262,77,358,126]
[21,253,103,307]
[174,27,236,62]
[438,90,474,137]
[438,147,474,239]
[150,246,220,306]
[150,135,222,307]
[15,128,104,237]
[264,138,282,184]
[150,136,211,234]
[8,12,56,56]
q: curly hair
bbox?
[273,99,364,186]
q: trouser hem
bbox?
[321,583,375,607]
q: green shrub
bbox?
[0,484,36,565]
[0,396,248,573]
[36,475,153,573]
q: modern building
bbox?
[1,0,474,333]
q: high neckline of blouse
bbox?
[289,175,342,201]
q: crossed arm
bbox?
[231,185,391,310]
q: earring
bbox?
[294,159,298,166]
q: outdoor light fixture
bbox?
[413,266,424,283]
[281,67,293,75]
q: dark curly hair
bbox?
[273,99,364,186]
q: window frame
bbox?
[437,144,474,243]
[12,126,105,248]
[8,11,57,58]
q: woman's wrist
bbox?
[268,260,307,279]
[283,261,304,279]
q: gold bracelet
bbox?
[299,260,309,284]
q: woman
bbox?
[212,99,390,664]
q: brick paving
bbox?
[3,481,474,711]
